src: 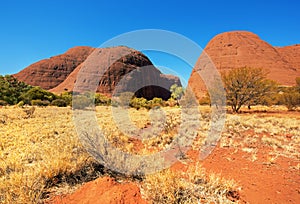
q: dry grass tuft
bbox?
[142,163,239,203]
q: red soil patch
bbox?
[49,131,299,204]
[49,177,147,204]
[199,147,300,204]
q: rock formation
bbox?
[14,46,181,100]
[13,46,95,90]
[188,31,300,98]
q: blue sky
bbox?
[0,0,299,84]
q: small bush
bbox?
[51,99,68,107]
[130,97,148,110]
[148,97,164,108]
[31,100,50,107]
[59,92,73,106]
[281,92,300,111]
[95,93,111,106]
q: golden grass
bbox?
[220,112,300,162]
[0,106,92,203]
[0,105,298,203]
[142,163,238,204]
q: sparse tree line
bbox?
[1,71,300,112]
[200,67,300,112]
[0,75,111,107]
[0,75,183,109]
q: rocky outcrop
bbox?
[13,46,95,90]
[188,31,300,99]
[14,46,181,100]
[276,44,300,73]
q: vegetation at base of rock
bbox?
[21,87,56,105]
[0,75,113,108]
[2,74,299,112]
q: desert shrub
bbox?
[59,92,73,106]
[148,97,164,108]
[130,97,148,110]
[95,93,111,106]
[21,87,56,105]
[222,67,276,112]
[170,84,184,100]
[31,100,50,106]
[281,92,300,111]
[51,99,68,107]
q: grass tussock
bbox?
[142,163,239,204]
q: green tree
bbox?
[222,67,276,113]
[170,84,184,105]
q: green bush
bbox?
[51,99,68,107]
[59,92,73,106]
[31,100,50,106]
[0,75,32,105]
[21,87,56,104]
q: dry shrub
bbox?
[142,163,239,204]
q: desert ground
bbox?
[0,105,299,203]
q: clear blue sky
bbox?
[0,0,299,84]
